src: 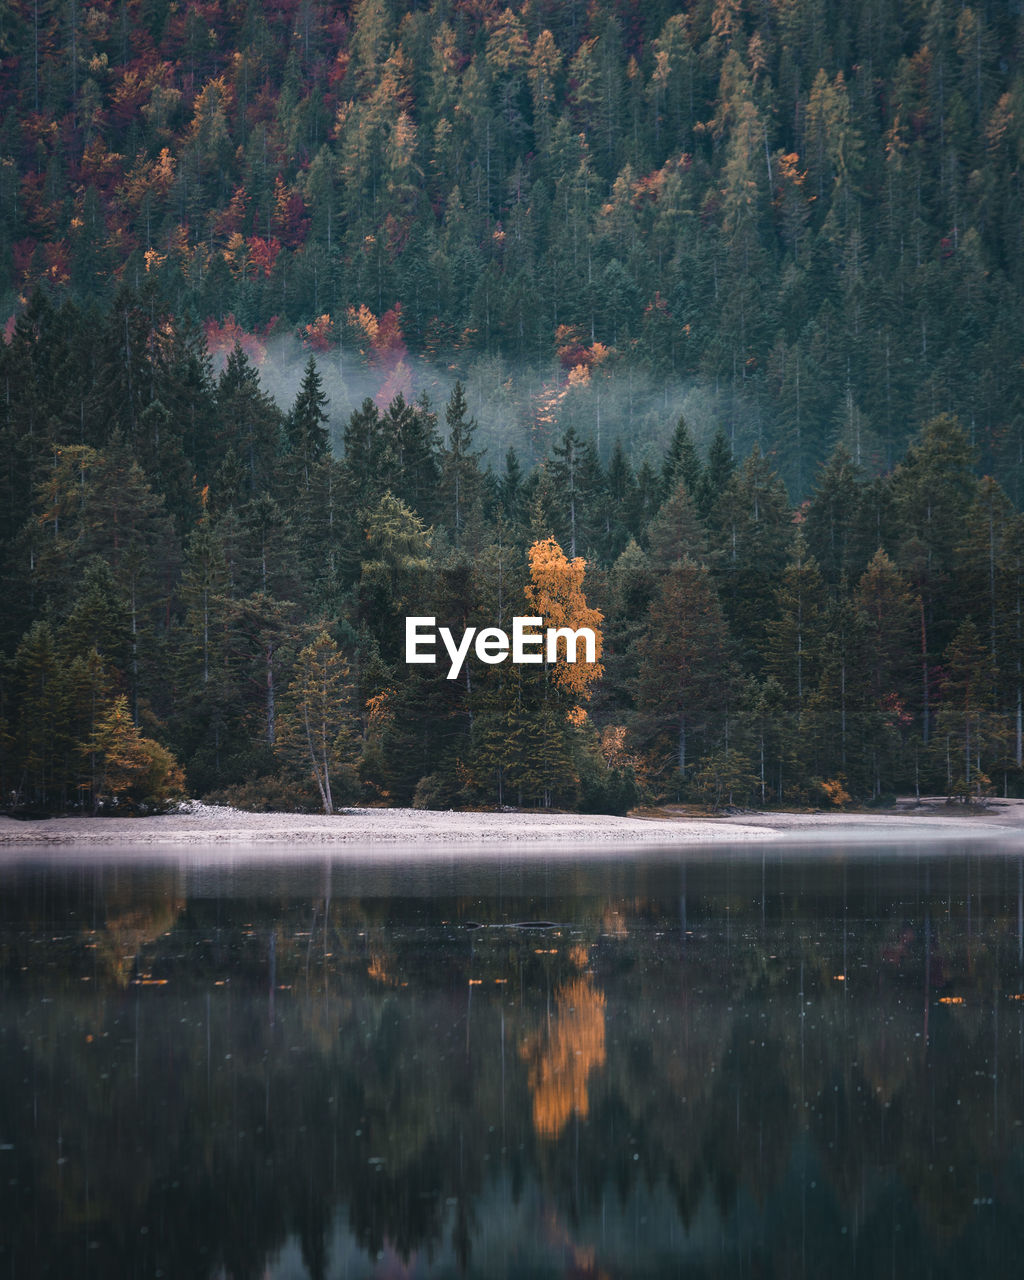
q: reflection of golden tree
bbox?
[521,976,606,1139]
[97,896,183,986]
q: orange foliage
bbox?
[213,186,250,238]
[302,314,336,352]
[365,689,395,733]
[520,976,607,1139]
[367,954,400,986]
[79,138,126,192]
[270,175,309,248]
[820,776,851,808]
[597,725,646,784]
[118,147,176,209]
[345,303,411,406]
[203,314,274,365]
[347,302,379,347]
[555,324,614,372]
[247,235,281,277]
[42,240,70,286]
[374,303,408,364]
[533,379,571,443]
[524,537,604,699]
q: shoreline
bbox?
[4,799,1024,849]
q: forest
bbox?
[0,289,1020,813]
[2,0,1024,812]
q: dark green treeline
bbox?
[2,291,1022,813]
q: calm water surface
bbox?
[3,841,1024,1278]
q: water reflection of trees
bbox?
[3,864,1024,1275]
[521,973,606,1139]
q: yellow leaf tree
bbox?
[508,537,605,808]
[524,536,604,704]
[87,695,185,812]
[276,631,355,815]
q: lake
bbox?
[2,841,1024,1277]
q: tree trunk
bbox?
[266,642,275,745]
[920,596,930,743]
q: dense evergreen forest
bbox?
[2,0,1024,812]
[3,0,1024,487]
[1,292,1020,812]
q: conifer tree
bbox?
[647,479,707,570]
[709,445,791,661]
[439,381,483,543]
[86,694,184,812]
[661,415,702,500]
[342,398,387,508]
[764,534,827,719]
[215,345,284,497]
[286,355,331,490]
[803,445,864,586]
[635,558,730,791]
[600,439,636,563]
[940,619,1000,800]
[10,621,65,807]
[379,393,441,520]
[549,427,601,559]
[697,427,736,520]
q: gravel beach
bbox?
[3,798,1024,848]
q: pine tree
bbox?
[339,399,383,516]
[709,445,792,662]
[600,438,636,563]
[286,355,331,490]
[763,534,827,720]
[599,537,655,717]
[803,444,864,586]
[697,427,736,520]
[379,393,441,520]
[86,693,185,812]
[439,381,483,543]
[893,414,979,743]
[359,493,431,666]
[496,448,525,526]
[647,479,707,570]
[635,558,730,792]
[939,619,1000,800]
[215,345,284,497]
[10,621,65,808]
[548,426,602,560]
[803,591,872,791]
[661,415,702,500]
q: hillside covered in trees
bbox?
[1,290,1021,812]
[3,0,1024,812]
[2,0,1024,491]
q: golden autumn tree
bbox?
[490,537,605,807]
[86,695,185,813]
[524,536,604,704]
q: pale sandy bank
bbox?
[2,798,1024,848]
